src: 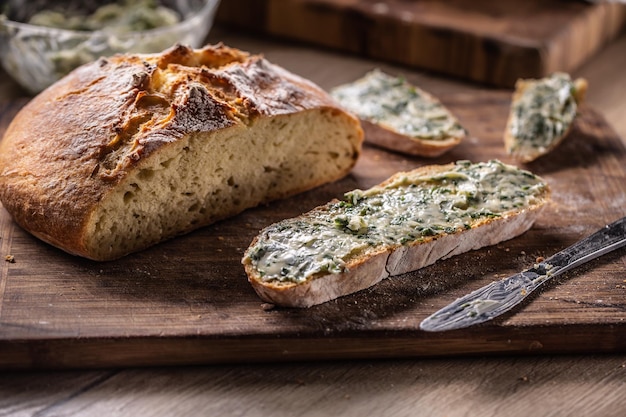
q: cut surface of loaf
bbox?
[0,43,363,261]
[330,69,466,157]
[243,160,550,307]
[505,72,587,163]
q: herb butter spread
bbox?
[244,160,548,285]
[506,72,586,162]
[330,69,466,141]
[27,0,180,33]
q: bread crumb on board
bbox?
[4,254,15,263]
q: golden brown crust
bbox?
[0,43,363,259]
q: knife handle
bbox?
[544,216,626,277]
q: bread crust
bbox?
[244,163,550,308]
[0,43,363,260]
[362,120,463,157]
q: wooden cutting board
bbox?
[0,90,625,370]
[216,0,626,87]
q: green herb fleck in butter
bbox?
[330,69,465,141]
[508,72,579,154]
[244,160,548,284]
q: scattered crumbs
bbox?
[217,248,223,252]
[519,375,529,382]
[505,248,510,252]
[4,254,15,263]
[218,236,225,241]
[261,303,276,311]
[521,251,526,256]
[536,256,545,263]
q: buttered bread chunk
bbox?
[0,44,363,260]
[505,72,587,163]
[331,69,466,157]
[243,160,550,307]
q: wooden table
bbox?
[1,26,626,416]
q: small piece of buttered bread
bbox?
[331,69,467,157]
[504,72,587,163]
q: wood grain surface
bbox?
[0,354,624,416]
[1,87,625,369]
[215,0,626,87]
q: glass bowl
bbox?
[0,0,221,94]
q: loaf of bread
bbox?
[331,69,466,157]
[243,160,550,307]
[505,72,587,163]
[0,44,363,261]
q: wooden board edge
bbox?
[215,0,626,87]
[543,3,626,75]
[2,323,625,370]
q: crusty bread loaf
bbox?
[505,72,587,163]
[331,69,466,157]
[0,43,363,261]
[243,160,550,308]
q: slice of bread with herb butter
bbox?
[330,69,467,157]
[505,72,587,163]
[242,160,550,307]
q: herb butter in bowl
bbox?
[0,0,220,93]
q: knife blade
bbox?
[419,216,626,332]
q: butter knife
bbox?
[420,216,626,332]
